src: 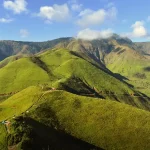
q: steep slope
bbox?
[0,86,42,121]
[105,40,150,96]
[53,37,150,97]
[1,48,148,109]
[55,35,133,65]
[0,57,51,93]
[2,89,150,150]
[1,36,150,150]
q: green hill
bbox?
[1,48,149,110]
[104,40,150,96]
[1,88,150,149]
[0,57,51,93]
[54,38,150,99]
[1,37,150,150]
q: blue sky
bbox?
[0,0,150,42]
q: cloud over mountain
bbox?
[77,28,113,40]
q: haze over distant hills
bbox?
[0,34,149,61]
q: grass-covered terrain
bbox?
[30,90,150,150]
[1,89,150,149]
[0,38,150,150]
[54,37,150,97]
[0,48,139,103]
[0,57,50,93]
[105,41,150,96]
[0,86,42,122]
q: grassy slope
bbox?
[0,87,102,150]
[48,50,150,110]
[0,57,50,93]
[0,85,149,150]
[0,48,135,96]
[1,88,150,149]
[0,86,42,121]
[0,48,149,109]
[105,41,150,96]
[20,90,150,150]
[40,49,133,94]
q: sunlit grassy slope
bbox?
[1,40,150,150]
[1,48,150,110]
[0,86,42,121]
[0,48,134,96]
[0,57,50,93]
[105,42,150,96]
[39,49,133,93]
[5,90,150,150]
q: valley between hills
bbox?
[0,35,150,150]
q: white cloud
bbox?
[0,18,13,23]
[20,29,29,38]
[77,28,113,40]
[122,21,148,38]
[3,0,27,14]
[77,6,117,27]
[131,21,148,37]
[37,4,70,22]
